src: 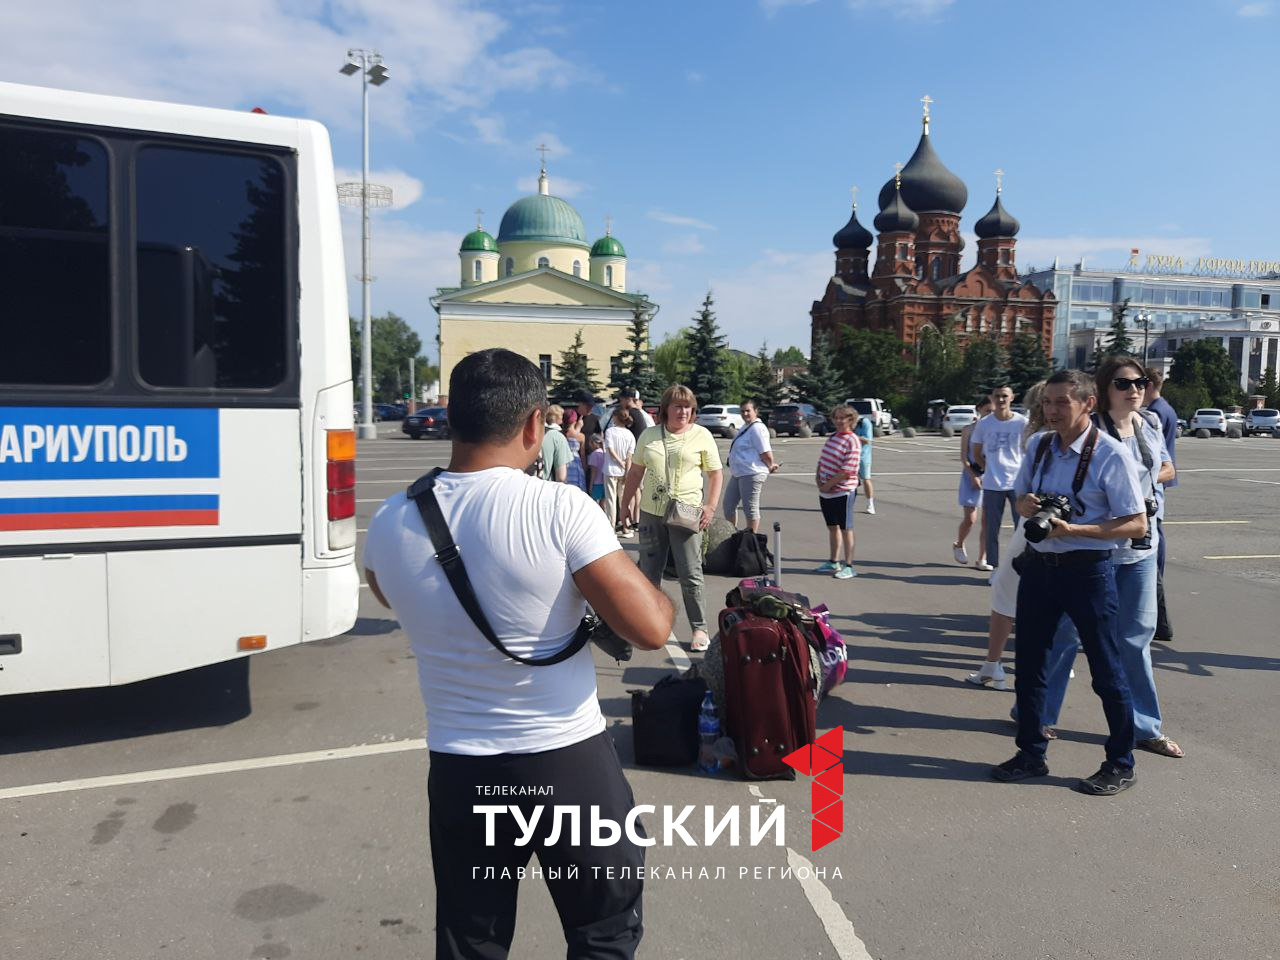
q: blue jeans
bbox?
[1013,551,1135,769]
[1041,552,1162,740]
[982,489,1018,568]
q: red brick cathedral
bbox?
[811,102,1055,358]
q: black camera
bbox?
[580,612,633,663]
[1023,494,1073,544]
[1130,497,1158,550]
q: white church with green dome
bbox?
[432,162,655,404]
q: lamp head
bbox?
[367,63,390,85]
[340,57,361,76]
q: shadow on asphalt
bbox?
[1151,646,1280,676]
[0,658,251,755]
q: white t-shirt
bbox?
[362,467,620,756]
[728,420,772,477]
[971,412,1028,491]
[603,426,636,478]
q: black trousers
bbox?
[1155,517,1173,640]
[428,732,645,960]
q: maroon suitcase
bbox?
[718,607,818,780]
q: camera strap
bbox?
[1033,425,1098,516]
[1099,411,1159,502]
[407,469,589,667]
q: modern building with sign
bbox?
[431,161,655,404]
[1023,255,1280,392]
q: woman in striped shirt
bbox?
[814,404,862,580]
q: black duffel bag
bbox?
[630,674,707,766]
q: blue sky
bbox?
[6,0,1278,359]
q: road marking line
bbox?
[1162,520,1251,525]
[665,640,691,673]
[775,471,954,478]
[1178,467,1280,472]
[1238,478,1280,486]
[0,739,428,802]
[786,847,874,959]
[1203,554,1280,560]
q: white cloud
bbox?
[2,0,579,136]
[334,168,425,210]
[470,116,508,145]
[760,0,819,15]
[516,174,590,198]
[662,234,707,255]
[647,210,717,231]
[340,217,462,350]
[1238,2,1272,15]
[847,0,955,18]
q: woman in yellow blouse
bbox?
[621,384,723,651]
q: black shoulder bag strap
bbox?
[1100,411,1157,498]
[407,469,589,667]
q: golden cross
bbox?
[537,143,549,168]
[605,213,613,236]
[850,185,859,209]
[994,169,1004,194]
[920,94,933,119]
[894,162,904,189]
[475,208,484,229]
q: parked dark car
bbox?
[402,406,449,439]
[771,403,829,437]
[374,403,406,422]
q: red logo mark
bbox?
[781,726,844,851]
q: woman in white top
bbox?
[721,399,778,533]
[602,408,636,536]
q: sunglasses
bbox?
[1112,376,1151,392]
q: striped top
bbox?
[817,431,861,496]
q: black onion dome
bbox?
[874,188,919,233]
[833,207,874,250]
[877,131,968,215]
[974,194,1020,238]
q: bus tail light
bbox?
[326,429,357,550]
[238,635,268,651]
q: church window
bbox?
[897,243,908,261]
[605,264,614,286]
[473,259,482,281]
[537,256,550,269]
[610,355,623,381]
[931,259,941,280]
[1000,248,1011,265]
[539,354,552,381]
[573,260,582,277]
[505,257,514,277]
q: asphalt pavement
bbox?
[3,425,1278,960]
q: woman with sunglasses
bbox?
[1037,358,1183,758]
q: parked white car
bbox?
[1189,408,1228,436]
[1244,408,1279,435]
[942,405,979,431]
[696,404,745,438]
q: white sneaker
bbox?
[865,501,876,515]
[690,631,711,653]
[952,544,968,565]
[974,561,994,572]
[965,662,1008,690]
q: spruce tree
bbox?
[1007,331,1052,397]
[742,343,783,410]
[961,337,1010,397]
[790,330,846,414]
[549,328,600,405]
[1257,366,1280,408]
[683,291,731,404]
[1103,298,1136,357]
[610,304,662,404]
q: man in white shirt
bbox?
[364,348,674,959]
[970,384,1028,569]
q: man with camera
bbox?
[364,348,675,958]
[990,369,1148,796]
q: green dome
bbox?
[460,229,497,253]
[498,194,589,248]
[590,235,626,258]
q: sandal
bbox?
[1137,736,1184,758]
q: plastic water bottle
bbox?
[697,691,720,774]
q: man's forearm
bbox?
[1066,513,1146,542]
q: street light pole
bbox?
[340,49,390,441]
[1139,310,1152,367]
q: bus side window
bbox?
[136,148,288,390]
[0,123,111,387]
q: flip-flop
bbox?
[1137,736,1184,758]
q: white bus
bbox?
[0,82,360,696]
